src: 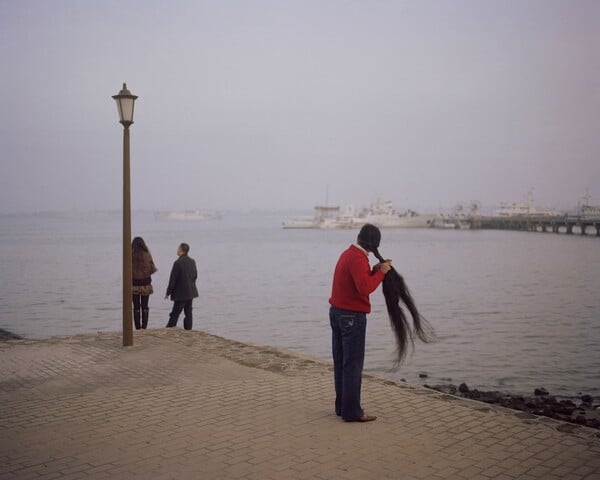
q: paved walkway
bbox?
[0,329,598,480]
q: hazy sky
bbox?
[1,0,599,214]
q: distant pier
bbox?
[471,214,600,236]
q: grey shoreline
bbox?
[1,326,598,434]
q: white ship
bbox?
[353,200,436,228]
[580,204,600,219]
[432,217,458,229]
[577,190,600,219]
[431,202,478,229]
[495,203,554,217]
[319,205,357,229]
[282,200,436,229]
[495,189,554,217]
[281,216,320,229]
[282,205,341,229]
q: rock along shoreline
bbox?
[426,382,599,431]
[0,328,22,341]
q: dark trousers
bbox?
[330,306,367,421]
[167,300,193,330]
[132,295,150,329]
[132,294,149,311]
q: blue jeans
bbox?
[330,306,367,421]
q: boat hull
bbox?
[358,214,437,229]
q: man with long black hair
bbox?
[329,224,391,422]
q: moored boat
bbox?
[495,189,554,217]
[577,190,600,219]
[353,200,436,228]
[282,216,320,229]
[282,200,437,229]
[580,204,600,219]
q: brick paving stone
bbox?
[574,465,600,478]
[1,329,599,480]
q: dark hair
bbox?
[132,237,149,253]
[372,246,436,365]
[357,224,381,252]
[179,243,190,254]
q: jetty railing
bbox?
[469,214,600,236]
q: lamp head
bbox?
[112,83,138,126]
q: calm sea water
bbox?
[0,211,598,400]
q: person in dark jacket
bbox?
[164,242,199,330]
[131,237,158,329]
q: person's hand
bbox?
[378,260,392,274]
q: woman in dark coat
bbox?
[132,237,158,329]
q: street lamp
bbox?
[113,83,138,347]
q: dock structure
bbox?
[473,214,600,236]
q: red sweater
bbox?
[329,245,385,313]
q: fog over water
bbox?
[1,212,598,400]
[1,1,599,214]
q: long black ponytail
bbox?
[358,224,435,365]
[372,246,436,364]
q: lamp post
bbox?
[113,83,138,347]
